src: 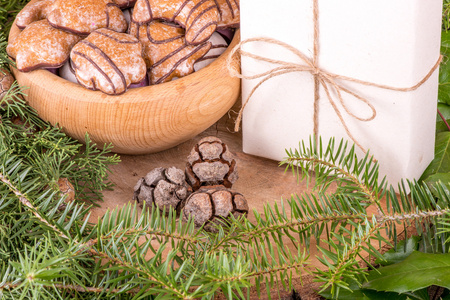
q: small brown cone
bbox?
[57,177,75,203]
[185,136,238,191]
[0,68,15,107]
[182,186,248,232]
[133,167,192,213]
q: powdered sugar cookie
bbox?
[47,0,127,35]
[15,0,55,29]
[70,28,146,95]
[7,19,82,72]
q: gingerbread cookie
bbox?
[15,0,55,29]
[70,28,147,95]
[47,0,127,35]
[7,19,82,72]
[129,21,211,84]
[194,32,227,71]
[213,0,239,29]
[132,0,219,45]
[113,0,137,9]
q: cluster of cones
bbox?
[133,136,249,232]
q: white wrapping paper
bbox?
[240,0,443,186]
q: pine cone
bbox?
[0,68,15,106]
[185,136,238,191]
[133,167,192,213]
[57,177,75,202]
[182,186,248,232]
[56,177,75,211]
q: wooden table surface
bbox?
[91,113,310,221]
[89,105,326,298]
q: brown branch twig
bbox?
[0,281,137,294]
[238,213,366,241]
[437,108,450,132]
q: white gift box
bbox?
[239,0,443,186]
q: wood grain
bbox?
[8,2,241,154]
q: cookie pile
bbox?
[7,0,239,95]
[133,136,248,232]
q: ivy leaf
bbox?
[439,31,450,105]
[375,237,420,266]
[363,251,450,294]
[420,131,450,182]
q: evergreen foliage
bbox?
[3,129,450,299]
[2,1,450,299]
[444,0,450,31]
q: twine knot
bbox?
[311,67,321,76]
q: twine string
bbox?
[313,0,320,147]
[226,0,442,154]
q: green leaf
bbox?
[319,280,409,300]
[375,237,420,266]
[439,31,450,105]
[425,173,450,193]
[363,251,450,293]
[420,132,450,181]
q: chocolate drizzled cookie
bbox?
[194,32,227,71]
[132,0,219,45]
[70,28,147,95]
[213,0,239,29]
[129,21,211,84]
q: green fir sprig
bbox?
[0,87,120,205]
[444,0,450,31]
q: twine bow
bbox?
[226,0,442,153]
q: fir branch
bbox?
[282,137,383,209]
[0,282,127,294]
[95,203,201,251]
[379,209,450,223]
[314,216,386,296]
[0,0,28,35]
[285,156,377,204]
[0,171,70,240]
[0,82,40,124]
[0,33,14,69]
[0,167,99,257]
[91,247,197,299]
[230,212,365,249]
[98,227,199,247]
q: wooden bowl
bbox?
[8,9,240,154]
